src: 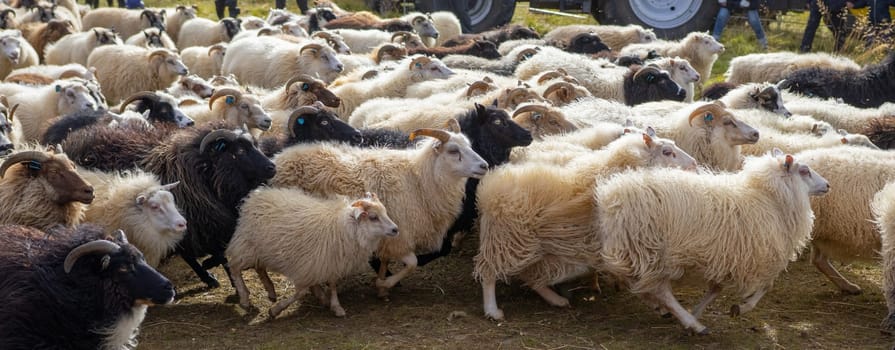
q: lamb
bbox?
[0,225,174,350]
[125,27,177,51]
[475,129,697,321]
[166,74,214,99]
[87,46,188,105]
[873,181,895,331]
[177,17,241,49]
[78,169,186,267]
[442,46,540,76]
[783,92,895,133]
[166,5,198,46]
[0,99,18,155]
[543,24,656,51]
[141,126,277,288]
[510,102,578,140]
[228,190,398,318]
[0,30,39,79]
[596,149,829,334]
[19,19,74,62]
[44,27,122,66]
[781,51,895,108]
[620,32,724,87]
[81,8,166,40]
[0,147,94,230]
[179,43,225,79]
[322,11,413,33]
[725,51,860,85]
[271,123,488,297]
[221,38,344,88]
[7,79,97,143]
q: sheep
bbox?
[874,181,895,331]
[166,5,197,46]
[166,74,213,99]
[228,190,398,318]
[401,12,438,41]
[408,39,500,59]
[0,30,38,79]
[19,19,73,63]
[183,88,272,137]
[271,122,488,297]
[239,15,268,30]
[266,8,301,26]
[263,75,341,136]
[141,126,276,288]
[725,51,860,85]
[179,43,225,79]
[0,147,94,230]
[0,224,175,350]
[475,128,697,321]
[648,57,700,102]
[332,55,453,118]
[620,32,724,88]
[865,116,895,149]
[125,27,177,51]
[0,99,18,155]
[703,81,791,116]
[7,63,95,82]
[78,169,186,267]
[0,9,17,30]
[7,79,97,143]
[323,11,414,33]
[117,90,195,127]
[329,29,421,54]
[177,17,241,49]
[305,6,339,33]
[44,27,121,66]
[59,122,175,172]
[442,24,540,47]
[510,102,578,140]
[741,125,878,156]
[87,46,188,105]
[222,38,343,88]
[259,102,362,156]
[730,109,831,136]
[428,11,460,47]
[306,30,352,54]
[41,110,140,146]
[782,92,895,133]
[544,24,656,51]
[597,148,828,334]
[781,51,895,108]
[81,8,166,40]
[442,45,540,76]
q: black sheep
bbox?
[259,103,363,157]
[623,65,687,106]
[409,39,501,59]
[782,51,895,108]
[444,24,540,47]
[141,125,276,288]
[701,81,738,101]
[865,116,895,149]
[562,33,610,55]
[0,224,174,350]
[59,121,177,171]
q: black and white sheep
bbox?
[782,51,895,108]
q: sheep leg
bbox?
[730,289,768,317]
[255,267,277,302]
[532,285,570,308]
[230,267,253,310]
[690,282,723,318]
[375,254,418,291]
[640,293,671,318]
[179,253,220,288]
[376,258,390,298]
[482,277,504,320]
[310,285,329,306]
[811,244,862,294]
[328,280,346,317]
[652,282,708,335]
[268,286,308,319]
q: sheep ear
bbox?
[350,200,368,220]
[491,99,498,107]
[55,84,62,93]
[837,129,848,137]
[136,195,147,206]
[112,229,128,245]
[445,118,461,133]
[642,132,653,147]
[771,147,784,158]
[645,126,656,137]
[784,154,794,171]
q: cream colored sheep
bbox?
[177,17,241,49]
[179,44,225,79]
[81,8,166,40]
[165,5,197,47]
[725,52,860,85]
[543,24,656,51]
[87,46,188,105]
[221,38,344,88]
[873,181,895,330]
[620,32,724,87]
[166,74,213,99]
[719,82,791,116]
[475,129,697,321]
[0,30,38,80]
[125,27,177,51]
[597,149,829,334]
[228,190,398,318]
[401,12,439,41]
[181,88,272,137]
[7,63,95,82]
[510,102,578,141]
[649,57,700,102]
[7,79,97,143]
[429,11,461,47]
[508,120,641,165]
[44,27,122,66]
[784,92,895,133]
[741,126,878,156]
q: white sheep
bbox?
[508,120,640,165]
[401,12,439,41]
[181,88,272,137]
[741,126,878,156]
[177,17,242,49]
[78,169,186,267]
[429,11,461,47]
[179,44,225,79]
[0,30,38,80]
[7,63,95,82]
[165,5,198,46]
[873,181,895,330]
[7,79,97,143]
[475,129,697,321]
[725,51,860,85]
[87,46,188,105]
[649,57,700,102]
[125,27,177,51]
[732,108,831,135]
[597,149,829,334]
[166,74,214,99]
[81,8,166,41]
[221,37,344,88]
[44,27,122,66]
[783,92,895,133]
[620,32,724,87]
[271,123,488,298]
[228,190,398,318]
[543,24,656,51]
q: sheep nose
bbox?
[432,33,439,38]
[479,163,488,170]
[694,73,701,82]
[391,227,399,236]
[351,133,363,143]
[335,64,344,72]
[750,130,760,140]
[86,102,94,109]
[0,143,12,152]
[186,120,195,127]
[84,186,94,195]
[265,164,276,173]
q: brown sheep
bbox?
[323,11,414,33]
[20,19,74,63]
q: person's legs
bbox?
[829,7,848,51]
[296,0,309,14]
[712,7,732,41]
[746,9,768,49]
[214,0,226,19]
[227,0,240,18]
[276,0,286,9]
[800,1,822,52]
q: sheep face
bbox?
[567,33,609,54]
[473,103,533,149]
[688,32,724,55]
[410,57,454,81]
[175,5,198,20]
[0,110,13,155]
[221,18,242,41]
[94,28,123,46]
[142,28,165,48]
[773,149,830,196]
[426,131,489,179]
[691,108,760,146]
[0,32,22,64]
[315,8,338,25]
[301,43,344,76]
[129,95,194,128]
[179,75,214,98]
[751,85,790,117]
[56,83,98,116]
[223,95,272,131]
[667,58,700,83]
[287,77,341,108]
[352,193,399,238]
[44,19,75,42]
[34,4,56,23]
[140,9,167,33]
[469,40,501,60]
[281,22,308,37]
[81,79,109,112]
[625,68,686,106]
[641,127,698,171]
[153,52,189,78]
[0,9,16,29]
[202,131,277,184]
[639,28,657,43]
[288,107,361,145]
[99,241,176,306]
[138,187,188,234]
[498,87,545,110]
[511,104,577,140]
[411,15,439,39]
[3,149,96,204]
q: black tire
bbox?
[593,0,720,40]
[468,0,515,33]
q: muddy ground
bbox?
[140,236,894,349]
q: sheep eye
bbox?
[320,120,329,126]
[369,214,378,221]
[662,149,673,156]
[723,120,734,127]
[493,119,501,125]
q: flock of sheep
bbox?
[0,0,895,347]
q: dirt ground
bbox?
[137,235,895,350]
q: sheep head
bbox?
[391,31,424,49]
[141,28,166,48]
[281,22,309,37]
[177,74,214,98]
[536,68,579,85]
[465,79,497,97]
[686,32,724,55]
[197,128,276,184]
[833,128,881,149]
[0,98,16,155]
[350,192,399,237]
[137,183,188,234]
[509,25,540,40]
[0,148,95,205]
[661,57,700,83]
[141,9,167,33]
[209,88,272,131]
[638,28,657,43]
[542,81,590,106]
[410,123,489,179]
[33,2,56,23]
[566,33,609,54]
[470,102,533,149]
[55,82,98,116]
[93,27,123,46]
[120,91,194,128]
[148,49,188,80]
[410,14,438,39]
[638,126,698,171]
[514,47,540,63]
[749,83,791,117]
[299,42,344,78]
[626,65,686,106]
[0,9,17,30]
[771,148,830,196]
[285,74,341,108]
[687,101,759,146]
[0,30,23,65]
[287,101,361,145]
[44,19,75,41]
[467,40,501,59]
[512,103,576,140]
[496,85,545,110]
[373,43,406,64]
[219,18,241,41]
[408,55,454,82]
[312,31,351,54]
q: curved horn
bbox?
[543,81,575,99]
[390,31,413,42]
[285,74,315,91]
[465,80,493,97]
[412,15,426,25]
[311,31,333,40]
[375,44,404,63]
[287,105,321,138]
[633,65,662,81]
[199,129,239,154]
[63,240,121,273]
[537,70,565,85]
[147,50,169,63]
[207,44,225,56]
[0,151,50,179]
[512,104,551,119]
[687,103,726,127]
[0,9,15,19]
[299,43,323,55]
[6,103,17,123]
[118,91,160,113]
[506,87,535,104]
[208,88,243,110]
[409,128,451,144]
[515,47,539,62]
[409,56,431,70]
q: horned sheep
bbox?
[125,27,177,51]
[6,78,98,143]
[87,46,188,105]
[179,43,225,79]
[620,32,724,88]
[725,51,860,85]
[222,38,344,88]
[182,88,272,137]
[177,17,241,49]
[543,24,656,51]
[44,27,122,66]
[81,8,166,40]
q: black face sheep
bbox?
[260,102,362,157]
[0,147,94,230]
[0,9,17,29]
[408,39,501,59]
[782,51,895,108]
[442,24,540,47]
[228,191,398,318]
[118,91,195,128]
[561,33,610,54]
[141,126,276,288]
[0,101,18,155]
[623,65,687,106]
[0,224,175,350]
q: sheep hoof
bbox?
[267,295,277,302]
[661,311,673,319]
[240,303,258,313]
[730,305,740,318]
[202,277,221,289]
[485,309,505,321]
[224,293,240,304]
[692,327,710,336]
[332,307,346,318]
